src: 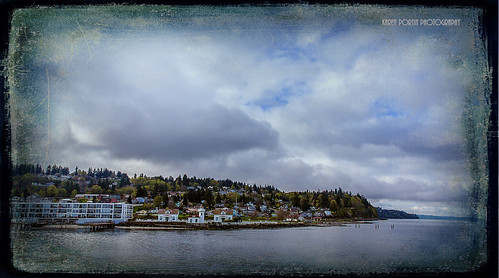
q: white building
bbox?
[158,209,179,222]
[187,207,205,223]
[213,208,233,222]
[10,199,133,224]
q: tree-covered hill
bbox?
[375,207,419,219]
[10,163,378,218]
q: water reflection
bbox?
[11,219,485,275]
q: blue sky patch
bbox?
[373,99,405,118]
[251,85,306,111]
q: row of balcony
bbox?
[13,209,131,214]
[15,204,124,209]
[16,213,130,219]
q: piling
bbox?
[82,222,115,232]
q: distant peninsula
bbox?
[375,207,419,219]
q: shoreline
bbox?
[16,218,386,231]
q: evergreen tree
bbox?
[215,193,222,204]
[300,194,310,211]
[205,188,213,209]
[291,192,300,208]
[319,192,329,208]
[136,185,147,198]
[23,187,30,198]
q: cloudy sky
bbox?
[8,5,490,216]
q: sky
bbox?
[7,5,491,217]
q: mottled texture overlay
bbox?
[5,5,490,272]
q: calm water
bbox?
[11,219,486,275]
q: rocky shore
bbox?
[115,219,383,231]
[20,218,383,231]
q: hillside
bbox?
[11,163,379,219]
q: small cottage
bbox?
[158,209,179,222]
[213,208,234,222]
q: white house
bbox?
[158,209,179,222]
[213,208,233,222]
[187,207,205,223]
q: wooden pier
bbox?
[82,222,115,232]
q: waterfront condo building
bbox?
[10,198,133,224]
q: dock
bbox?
[82,222,115,232]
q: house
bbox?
[134,197,145,204]
[213,208,233,222]
[234,207,243,217]
[109,194,124,201]
[26,195,43,203]
[289,207,300,213]
[312,216,323,222]
[301,212,313,219]
[187,207,205,224]
[313,211,323,217]
[243,203,256,214]
[158,209,179,222]
[149,207,159,214]
[185,207,199,214]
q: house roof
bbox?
[213,209,233,215]
[158,209,179,215]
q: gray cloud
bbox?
[96,104,279,162]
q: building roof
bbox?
[213,209,233,215]
[158,209,179,215]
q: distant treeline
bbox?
[375,207,419,219]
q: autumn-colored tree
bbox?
[152,195,163,208]
[90,185,103,194]
[47,185,58,197]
